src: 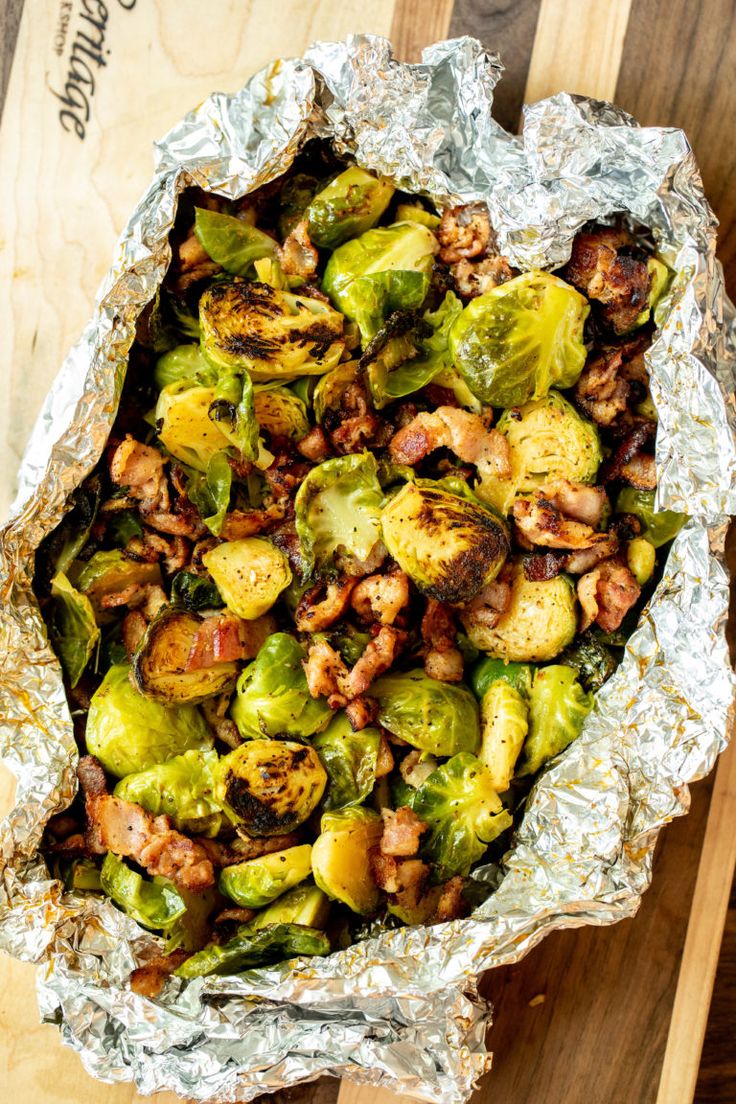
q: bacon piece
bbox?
[214,907,257,926]
[329,413,383,455]
[351,571,410,625]
[130,951,189,998]
[432,876,467,922]
[601,420,656,482]
[297,425,331,462]
[451,254,515,298]
[512,496,611,551]
[461,571,513,632]
[77,754,107,797]
[421,598,464,683]
[334,541,388,578]
[538,479,608,528]
[345,695,379,732]
[295,578,357,632]
[438,203,491,264]
[126,530,191,575]
[380,806,428,857]
[345,625,404,697]
[185,612,274,671]
[389,406,510,479]
[280,219,318,278]
[620,451,657,490]
[561,534,620,574]
[174,231,222,291]
[219,504,286,540]
[564,227,651,335]
[574,349,630,426]
[201,694,242,750]
[99,582,167,618]
[264,454,313,502]
[142,508,206,540]
[303,639,351,704]
[196,832,301,868]
[109,436,170,512]
[577,559,641,633]
[370,849,402,893]
[522,552,567,582]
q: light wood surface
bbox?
[1,1,734,1103]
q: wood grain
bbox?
[525,0,632,104]
[390,0,454,62]
[695,880,736,1103]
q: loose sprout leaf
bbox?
[449,270,590,407]
[49,572,100,688]
[182,451,233,536]
[306,166,395,249]
[372,669,481,757]
[37,475,101,586]
[615,487,686,547]
[470,657,534,701]
[413,753,513,881]
[231,633,332,740]
[175,922,331,978]
[559,630,619,692]
[100,852,186,931]
[114,748,223,836]
[154,343,214,391]
[313,713,382,810]
[518,665,594,776]
[107,510,144,548]
[279,172,322,238]
[295,452,384,577]
[170,571,225,612]
[194,207,279,275]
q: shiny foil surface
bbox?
[1,35,734,1103]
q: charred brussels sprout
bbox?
[412,754,513,880]
[519,665,593,776]
[615,488,686,548]
[86,664,212,777]
[449,270,589,407]
[170,571,224,612]
[101,852,186,931]
[156,381,232,472]
[305,166,394,249]
[381,482,509,603]
[372,669,480,757]
[462,559,577,662]
[49,572,100,687]
[322,221,438,342]
[193,207,279,275]
[558,630,618,692]
[479,681,529,792]
[295,452,384,577]
[251,883,330,929]
[113,748,222,836]
[311,807,383,915]
[219,844,313,908]
[202,538,292,620]
[133,608,240,704]
[254,386,309,439]
[175,922,330,978]
[77,551,162,625]
[199,278,345,380]
[231,633,332,740]
[313,713,382,809]
[470,657,533,701]
[215,739,327,836]
[479,391,601,516]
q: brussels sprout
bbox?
[519,665,593,776]
[156,381,232,472]
[49,572,100,687]
[199,278,345,380]
[62,857,102,892]
[469,657,533,701]
[193,207,279,275]
[215,739,327,835]
[86,665,212,777]
[449,270,589,407]
[615,488,686,548]
[627,536,656,584]
[311,807,383,915]
[107,510,144,548]
[133,608,240,704]
[295,452,384,577]
[387,883,445,926]
[251,883,330,929]
[479,681,529,792]
[77,551,162,625]
[181,452,233,537]
[322,221,438,341]
[279,172,322,238]
[201,538,291,621]
[305,166,394,249]
[394,203,441,230]
[412,754,513,880]
[462,560,577,662]
[634,256,671,329]
[313,713,382,810]
[231,633,332,740]
[170,571,225,612]
[154,343,213,391]
[175,922,330,978]
[254,386,309,439]
[381,482,509,603]
[558,630,619,692]
[164,884,222,954]
[313,360,360,423]
[113,748,223,836]
[38,475,100,585]
[100,852,186,931]
[206,362,260,463]
[479,391,601,516]
[372,669,480,757]
[219,844,313,909]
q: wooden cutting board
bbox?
[1,2,734,1103]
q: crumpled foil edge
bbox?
[0,35,734,1104]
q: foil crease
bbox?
[1,34,734,1103]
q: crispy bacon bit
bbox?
[392,859,431,911]
[562,534,620,574]
[201,694,242,750]
[219,504,286,540]
[461,570,513,631]
[351,571,410,625]
[196,832,301,867]
[438,203,491,264]
[215,907,258,926]
[620,451,657,489]
[432,876,467,922]
[577,559,641,633]
[304,626,405,704]
[538,479,608,528]
[601,420,656,482]
[270,520,309,577]
[141,508,206,540]
[297,425,332,462]
[280,219,318,278]
[346,625,405,698]
[421,598,464,683]
[329,413,383,454]
[185,612,274,671]
[130,951,189,998]
[334,541,388,578]
[389,406,510,479]
[369,849,401,893]
[122,610,148,658]
[512,496,611,551]
[399,749,439,789]
[345,695,379,731]
[174,231,222,291]
[303,639,351,703]
[126,530,191,575]
[109,436,170,512]
[77,753,108,797]
[375,734,395,778]
[46,832,87,857]
[380,806,428,857]
[564,226,652,334]
[99,582,168,619]
[264,454,313,501]
[522,552,567,582]
[451,254,515,299]
[574,349,630,426]
[295,578,357,632]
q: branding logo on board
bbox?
[50,0,138,139]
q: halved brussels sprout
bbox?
[77,551,162,625]
[254,386,309,439]
[394,203,441,230]
[86,664,212,777]
[519,665,593,776]
[313,360,360,423]
[478,391,601,516]
[479,681,529,792]
[412,753,513,880]
[49,572,100,688]
[231,632,332,740]
[381,482,509,603]
[100,852,185,931]
[133,608,240,704]
[627,537,656,585]
[313,712,382,810]
[372,669,480,757]
[156,381,232,472]
[193,207,279,275]
[202,538,292,620]
[322,221,438,341]
[215,739,327,836]
[295,452,384,577]
[305,166,395,249]
[615,488,686,548]
[449,270,589,407]
[113,748,222,836]
[164,884,222,954]
[199,278,345,380]
[175,922,331,978]
[470,657,533,701]
[462,559,577,662]
[251,883,330,929]
[219,844,313,909]
[311,807,383,915]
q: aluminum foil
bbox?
[1,34,734,1103]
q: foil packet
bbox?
[1,35,734,1104]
